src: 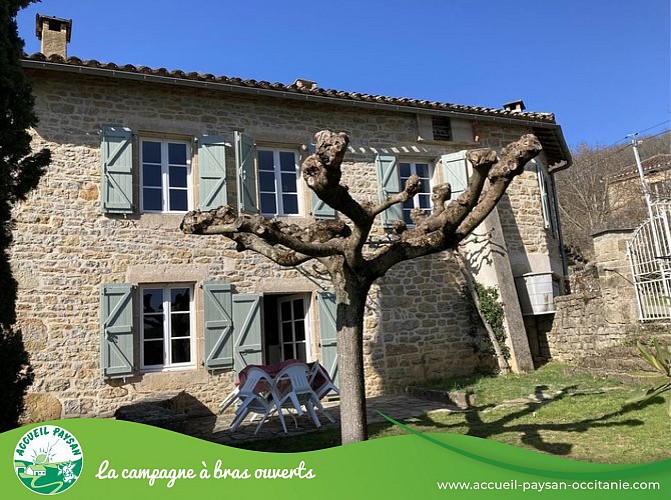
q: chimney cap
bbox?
[35,14,72,42]
[502,99,526,113]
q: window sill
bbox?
[141,364,197,374]
[137,213,186,229]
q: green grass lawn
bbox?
[233,363,671,463]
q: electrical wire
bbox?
[570,127,670,173]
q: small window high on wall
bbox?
[432,116,452,141]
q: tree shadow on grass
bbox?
[389,384,663,456]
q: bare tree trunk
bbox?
[332,265,370,444]
[455,251,511,374]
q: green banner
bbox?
[2,419,669,499]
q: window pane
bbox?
[418,194,431,209]
[143,188,163,211]
[282,322,293,342]
[283,343,295,360]
[144,340,164,366]
[142,141,161,164]
[295,343,306,362]
[171,313,191,339]
[169,189,188,211]
[403,210,413,225]
[171,339,191,364]
[292,299,304,318]
[280,301,292,320]
[415,163,429,178]
[143,316,164,339]
[260,193,276,214]
[142,164,162,187]
[281,173,297,193]
[282,194,298,214]
[279,152,296,172]
[171,288,190,311]
[399,163,411,178]
[258,150,274,171]
[168,143,187,165]
[259,171,276,192]
[169,166,188,188]
[143,289,163,313]
[419,177,430,192]
[295,320,305,341]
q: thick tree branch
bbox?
[455,134,542,240]
[302,131,372,228]
[230,233,314,267]
[181,205,348,258]
[368,135,541,277]
[370,175,422,216]
[410,148,498,238]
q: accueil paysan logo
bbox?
[13,425,83,495]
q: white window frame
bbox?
[399,161,434,226]
[140,139,192,213]
[277,294,312,363]
[140,284,196,372]
[256,148,302,217]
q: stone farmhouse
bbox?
[609,153,671,221]
[12,15,572,421]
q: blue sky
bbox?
[16,0,671,149]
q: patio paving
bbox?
[183,394,459,445]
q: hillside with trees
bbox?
[556,130,670,262]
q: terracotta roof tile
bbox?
[22,52,558,124]
[613,153,671,180]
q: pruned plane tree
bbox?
[181,130,542,444]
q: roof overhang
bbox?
[22,57,572,170]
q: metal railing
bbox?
[628,201,671,320]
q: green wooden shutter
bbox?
[375,155,403,227]
[232,294,263,372]
[375,154,401,228]
[317,291,338,384]
[198,136,228,210]
[235,132,258,214]
[202,281,234,370]
[311,193,337,219]
[536,160,550,229]
[101,126,134,214]
[100,284,134,379]
[441,151,469,198]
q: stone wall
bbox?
[546,229,640,364]
[10,67,560,420]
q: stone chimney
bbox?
[502,99,526,113]
[35,14,72,58]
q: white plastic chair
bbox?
[308,362,340,400]
[218,387,239,413]
[274,363,335,428]
[228,367,287,434]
